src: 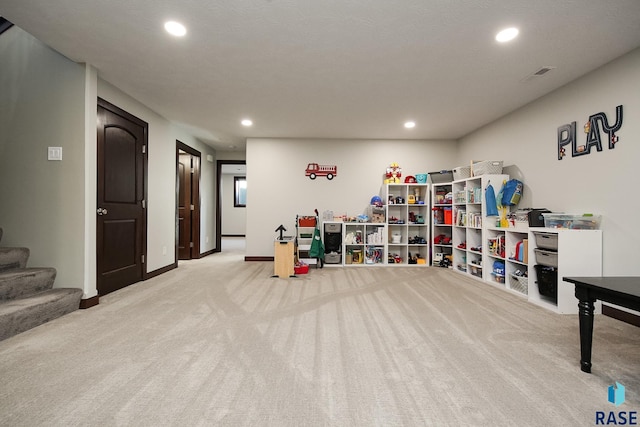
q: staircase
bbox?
[0,228,83,341]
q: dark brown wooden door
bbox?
[178,153,192,259]
[176,143,201,259]
[97,98,147,295]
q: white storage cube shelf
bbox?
[322,171,604,316]
[527,228,602,314]
[338,183,430,266]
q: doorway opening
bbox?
[176,141,201,260]
[216,160,246,254]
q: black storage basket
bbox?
[534,264,558,303]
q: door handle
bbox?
[97,208,108,215]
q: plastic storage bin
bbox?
[491,272,505,283]
[534,248,558,267]
[415,173,428,183]
[472,160,503,176]
[428,170,453,183]
[444,207,452,225]
[294,264,309,274]
[509,274,529,295]
[532,232,558,250]
[298,216,316,227]
[534,264,558,302]
[324,253,341,264]
[453,165,471,180]
[542,213,601,230]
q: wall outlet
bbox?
[48,147,62,161]
[206,236,209,243]
[162,246,167,255]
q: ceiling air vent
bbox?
[520,66,556,83]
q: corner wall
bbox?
[0,26,87,290]
[458,48,640,275]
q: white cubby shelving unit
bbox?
[431,182,453,267]
[484,224,530,295]
[451,174,509,279]
[527,228,602,314]
[339,182,430,266]
[384,183,430,266]
[342,222,386,266]
[319,171,605,316]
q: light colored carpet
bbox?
[0,244,638,426]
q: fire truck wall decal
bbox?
[557,105,623,160]
[305,163,337,180]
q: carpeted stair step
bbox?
[0,247,30,272]
[0,268,57,301]
[0,288,83,341]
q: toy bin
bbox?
[298,216,316,227]
[542,213,601,230]
[491,272,505,284]
[472,160,503,176]
[294,264,309,274]
[324,253,341,264]
[453,165,471,180]
[534,248,558,267]
[443,207,452,225]
[509,274,528,295]
[415,173,428,183]
[534,264,558,302]
[428,170,453,183]
[470,265,482,277]
[532,231,558,250]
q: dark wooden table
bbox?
[564,277,640,373]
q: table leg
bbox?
[578,298,595,373]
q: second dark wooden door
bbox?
[178,153,192,259]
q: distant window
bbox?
[234,176,247,207]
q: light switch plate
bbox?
[48,147,62,161]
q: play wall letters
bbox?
[557,105,623,160]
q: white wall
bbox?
[221,173,246,235]
[458,48,640,275]
[0,26,88,291]
[246,138,457,256]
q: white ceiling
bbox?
[2,1,639,152]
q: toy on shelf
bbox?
[384,162,402,183]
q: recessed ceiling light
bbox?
[404,121,416,129]
[496,27,519,43]
[164,21,186,37]
[241,119,253,127]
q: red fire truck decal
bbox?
[305,163,337,180]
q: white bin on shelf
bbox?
[472,160,503,176]
[532,231,558,250]
[534,248,558,267]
